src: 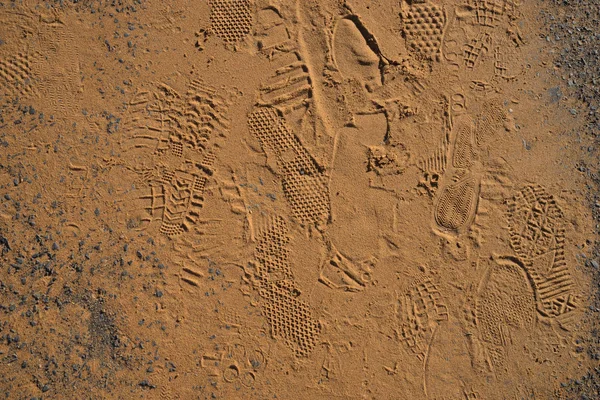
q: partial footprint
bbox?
[400,1,447,61]
[254,5,314,116]
[396,278,449,360]
[247,106,330,226]
[451,114,477,169]
[319,243,372,292]
[255,6,294,55]
[471,256,536,373]
[332,17,382,91]
[463,32,492,70]
[208,0,253,44]
[122,79,235,237]
[434,173,481,233]
[507,185,579,327]
[246,215,321,357]
[467,0,518,28]
[473,98,511,147]
[431,108,485,234]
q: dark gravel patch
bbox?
[542,0,600,131]
[542,0,600,398]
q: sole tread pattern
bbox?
[469,0,516,27]
[463,33,492,70]
[248,106,330,225]
[401,3,446,61]
[507,185,578,321]
[251,216,321,357]
[209,0,253,43]
[434,174,480,232]
[397,278,448,360]
[125,79,233,236]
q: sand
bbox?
[0,0,598,399]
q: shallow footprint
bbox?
[434,173,481,233]
[332,17,382,91]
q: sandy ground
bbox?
[0,0,599,399]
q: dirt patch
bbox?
[0,0,598,398]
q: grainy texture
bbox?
[0,0,598,399]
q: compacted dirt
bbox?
[0,0,598,399]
